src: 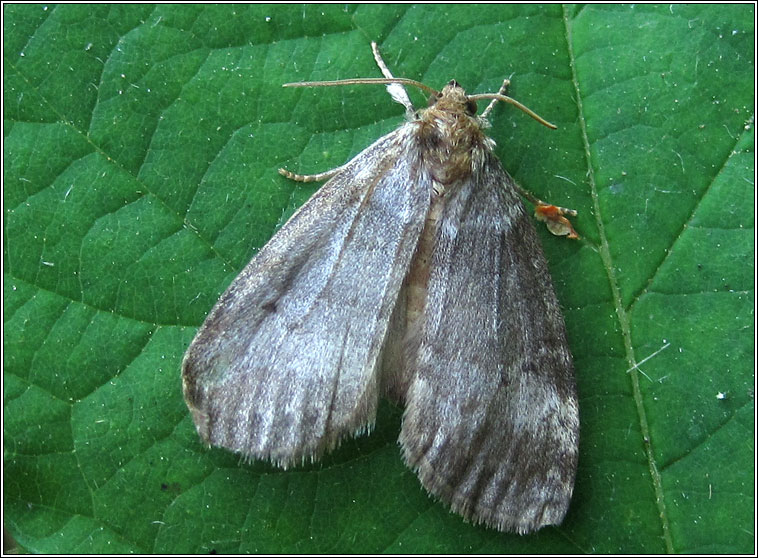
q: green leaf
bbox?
[4,4,753,554]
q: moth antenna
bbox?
[468,93,557,129]
[283,77,439,98]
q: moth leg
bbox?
[278,164,346,183]
[480,78,511,120]
[371,41,415,117]
[370,41,396,80]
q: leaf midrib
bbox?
[561,5,674,553]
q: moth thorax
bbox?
[418,110,484,185]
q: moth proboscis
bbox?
[182,42,579,534]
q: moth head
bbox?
[428,80,479,116]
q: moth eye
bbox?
[428,93,441,107]
[465,99,478,116]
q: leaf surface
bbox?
[4,4,754,553]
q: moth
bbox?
[182,42,579,534]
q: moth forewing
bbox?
[182,42,578,534]
[398,150,578,534]
[182,126,429,465]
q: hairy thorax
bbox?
[417,82,488,186]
